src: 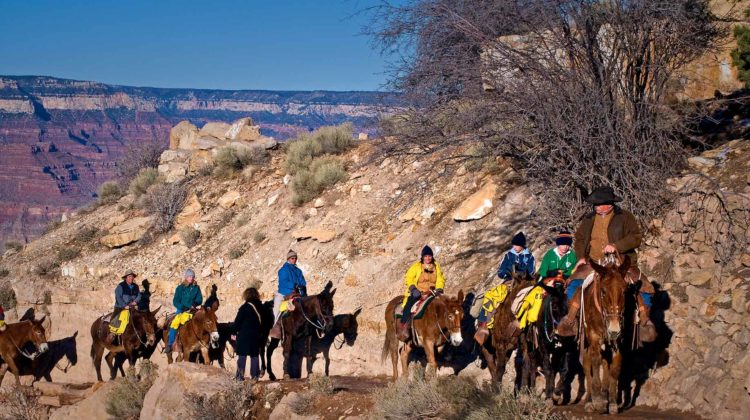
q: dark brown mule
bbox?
[475,273,532,386]
[161,308,220,365]
[14,331,78,383]
[581,258,632,414]
[90,309,157,381]
[112,306,162,378]
[0,316,49,385]
[304,309,361,377]
[382,291,464,380]
[266,282,336,380]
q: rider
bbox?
[474,232,534,344]
[0,304,5,331]
[137,279,151,311]
[107,269,141,344]
[274,250,307,322]
[165,268,203,353]
[537,231,577,281]
[556,186,656,342]
[398,245,445,341]
[203,284,219,311]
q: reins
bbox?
[298,298,327,339]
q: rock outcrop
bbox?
[100,216,153,248]
[452,182,497,221]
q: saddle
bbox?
[395,294,435,320]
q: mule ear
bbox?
[151,305,162,317]
[353,307,362,317]
[73,330,78,338]
[329,288,337,297]
[457,290,464,304]
[590,261,608,279]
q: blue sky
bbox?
[0,0,393,91]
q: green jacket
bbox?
[173,283,203,312]
[537,248,577,279]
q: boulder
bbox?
[188,150,214,175]
[358,132,369,141]
[292,228,337,243]
[140,362,234,420]
[174,194,203,230]
[50,382,114,420]
[226,117,262,142]
[100,216,153,248]
[159,149,190,163]
[195,136,223,150]
[158,162,188,183]
[218,190,242,209]
[452,182,497,221]
[313,198,326,208]
[198,122,232,140]
[170,121,199,150]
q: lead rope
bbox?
[10,336,40,360]
[299,303,326,339]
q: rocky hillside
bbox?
[0,118,748,418]
[0,75,393,244]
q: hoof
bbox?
[269,374,277,381]
[584,402,595,413]
[545,398,555,408]
[283,374,290,380]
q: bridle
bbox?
[433,297,460,345]
[298,297,329,339]
[595,275,625,346]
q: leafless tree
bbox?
[117,139,167,184]
[369,0,726,228]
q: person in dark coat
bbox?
[232,287,263,381]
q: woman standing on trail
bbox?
[232,287,263,381]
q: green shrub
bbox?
[308,374,334,396]
[180,227,201,248]
[142,181,189,233]
[228,246,245,260]
[732,23,750,87]
[97,181,122,205]
[4,241,23,252]
[186,381,254,420]
[56,246,80,263]
[0,282,17,309]
[253,231,266,243]
[128,167,160,197]
[213,146,268,178]
[106,360,158,420]
[291,157,347,205]
[285,124,354,175]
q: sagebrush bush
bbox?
[33,260,60,276]
[308,374,334,396]
[253,231,266,243]
[4,240,23,252]
[106,360,158,420]
[0,268,8,278]
[228,246,245,259]
[97,181,122,205]
[370,365,561,420]
[117,140,166,184]
[213,146,268,178]
[128,167,160,197]
[180,227,201,248]
[0,386,47,420]
[142,181,189,233]
[56,246,80,263]
[285,124,354,175]
[291,157,347,205]
[186,381,254,420]
[76,226,99,244]
[0,282,17,309]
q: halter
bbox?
[128,311,152,347]
[299,301,327,339]
[187,310,216,351]
[595,275,625,347]
[433,296,458,345]
[9,335,42,360]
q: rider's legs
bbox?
[557,280,584,337]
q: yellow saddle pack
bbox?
[109,310,130,335]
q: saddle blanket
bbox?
[108,310,129,335]
[395,295,435,320]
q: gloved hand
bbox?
[409,285,420,298]
[434,288,444,295]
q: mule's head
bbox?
[64,331,79,366]
[591,258,629,341]
[338,308,361,346]
[201,308,220,347]
[27,316,49,354]
[443,290,464,347]
[318,287,336,332]
[134,311,156,346]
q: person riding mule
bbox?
[273,250,307,320]
[165,268,203,354]
[107,270,141,344]
[397,245,445,341]
[557,186,656,342]
[474,232,535,345]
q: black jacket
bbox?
[232,300,263,357]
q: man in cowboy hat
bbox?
[107,269,142,344]
[557,186,657,342]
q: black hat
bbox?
[585,187,622,206]
[511,232,526,248]
[556,231,573,246]
[421,245,434,257]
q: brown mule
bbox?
[382,291,464,380]
[581,258,632,414]
[0,316,49,385]
[90,309,157,382]
[161,308,219,365]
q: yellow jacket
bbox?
[402,260,445,306]
[481,284,509,329]
[516,286,545,329]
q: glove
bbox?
[435,288,444,295]
[409,286,421,298]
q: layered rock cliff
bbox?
[0,76,392,245]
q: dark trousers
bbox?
[401,295,419,324]
[236,355,260,380]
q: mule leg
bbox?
[480,345,497,383]
[323,348,330,377]
[282,337,292,379]
[399,342,412,378]
[610,352,622,413]
[3,357,20,386]
[92,343,105,382]
[105,351,117,380]
[423,340,438,377]
[201,348,211,366]
[0,363,7,386]
[389,332,399,380]
[543,349,555,402]
[44,373,52,382]
[259,341,267,378]
[266,338,279,381]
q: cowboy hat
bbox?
[121,269,137,279]
[585,186,622,205]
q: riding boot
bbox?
[638,293,657,343]
[556,296,580,337]
[474,322,489,346]
[397,296,418,342]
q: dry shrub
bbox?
[76,226,99,245]
[308,373,334,396]
[33,259,60,276]
[236,213,251,227]
[0,386,47,420]
[370,365,561,420]
[128,167,161,197]
[253,231,266,243]
[105,360,158,420]
[213,146,268,178]
[142,181,189,233]
[0,268,8,278]
[229,246,246,260]
[56,246,80,263]
[291,156,347,206]
[186,381,254,420]
[180,227,201,248]
[97,181,122,205]
[289,391,314,416]
[117,139,167,183]
[4,240,23,252]
[0,282,17,309]
[285,123,354,174]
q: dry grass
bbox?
[4,240,23,252]
[291,156,348,205]
[56,246,81,263]
[228,246,246,260]
[128,167,161,197]
[97,181,122,205]
[253,231,266,243]
[308,373,335,396]
[285,123,354,174]
[0,386,47,420]
[213,146,268,178]
[186,381,254,420]
[180,227,201,249]
[0,281,17,309]
[105,360,158,420]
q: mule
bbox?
[90,309,157,381]
[13,331,78,383]
[266,281,336,380]
[382,290,464,380]
[111,307,162,378]
[304,309,361,377]
[474,273,532,387]
[190,322,235,368]
[580,258,634,414]
[0,316,50,385]
[161,308,220,365]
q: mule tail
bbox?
[381,324,393,364]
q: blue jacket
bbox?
[115,281,141,309]
[497,248,535,281]
[277,262,306,296]
[173,283,203,312]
